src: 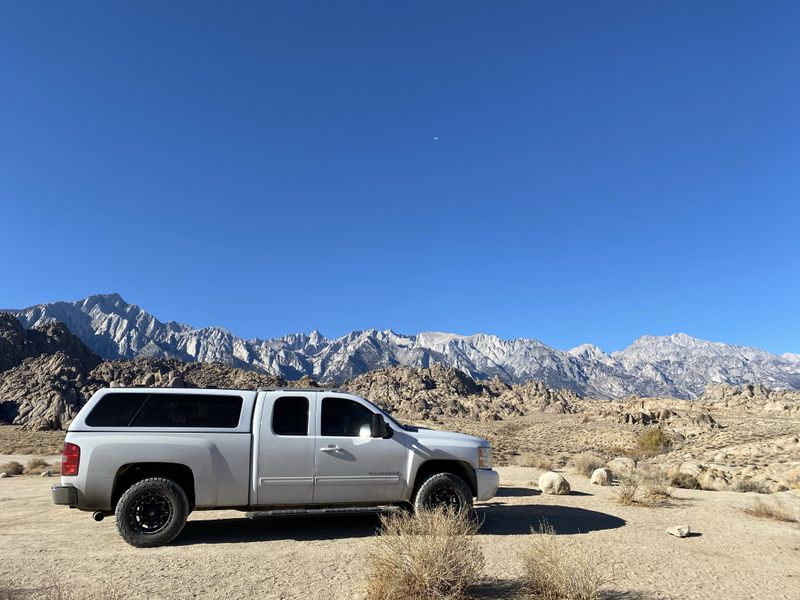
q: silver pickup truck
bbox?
[52,387,499,547]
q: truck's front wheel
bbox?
[413,472,473,513]
[115,477,189,548]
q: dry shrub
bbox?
[669,472,700,490]
[639,470,672,506]
[521,521,608,600]
[366,508,484,600]
[24,458,52,475]
[614,476,639,506]
[571,454,605,478]
[733,478,771,494]
[614,472,670,507]
[518,453,554,471]
[635,429,671,457]
[0,461,24,476]
[742,499,797,523]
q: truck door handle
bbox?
[320,446,342,453]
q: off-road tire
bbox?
[413,472,473,513]
[115,477,189,548]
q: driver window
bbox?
[321,397,373,437]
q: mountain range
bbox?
[7,293,800,399]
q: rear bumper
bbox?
[51,485,78,507]
[476,469,500,501]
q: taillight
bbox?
[61,442,80,476]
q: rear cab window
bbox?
[272,396,309,436]
[84,392,244,429]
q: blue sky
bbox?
[1,2,798,353]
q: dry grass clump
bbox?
[733,478,771,494]
[639,470,672,506]
[571,454,605,478]
[615,471,672,507]
[365,508,484,600]
[669,472,700,490]
[614,476,640,506]
[742,499,797,523]
[521,521,609,600]
[24,458,53,475]
[517,453,554,470]
[0,461,24,476]
[635,429,671,457]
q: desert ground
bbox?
[1,465,799,599]
[1,400,799,600]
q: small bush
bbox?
[639,471,671,506]
[518,453,554,471]
[571,454,605,478]
[521,520,608,600]
[365,508,484,600]
[614,472,670,507]
[669,472,700,490]
[0,461,24,476]
[614,476,639,506]
[733,478,771,494]
[24,458,52,475]
[635,429,671,456]
[742,499,797,523]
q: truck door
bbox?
[255,391,316,506]
[312,394,407,504]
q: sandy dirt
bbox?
[1,467,798,600]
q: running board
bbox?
[245,505,400,519]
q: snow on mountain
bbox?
[8,294,800,399]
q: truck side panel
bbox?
[62,432,251,510]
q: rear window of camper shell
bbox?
[85,392,243,428]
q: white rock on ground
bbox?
[667,525,691,538]
[607,457,637,475]
[538,471,571,495]
[591,467,613,485]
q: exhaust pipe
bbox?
[92,511,105,522]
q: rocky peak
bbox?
[0,312,101,373]
[6,294,800,399]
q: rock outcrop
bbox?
[699,383,800,415]
[0,313,100,372]
[0,352,95,430]
[342,364,580,421]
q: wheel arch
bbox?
[410,459,477,499]
[111,462,196,511]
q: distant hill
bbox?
[7,293,800,399]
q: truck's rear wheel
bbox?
[115,477,189,548]
[413,472,473,513]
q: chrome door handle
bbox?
[320,446,341,453]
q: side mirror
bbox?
[371,413,392,438]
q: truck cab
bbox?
[52,387,499,547]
